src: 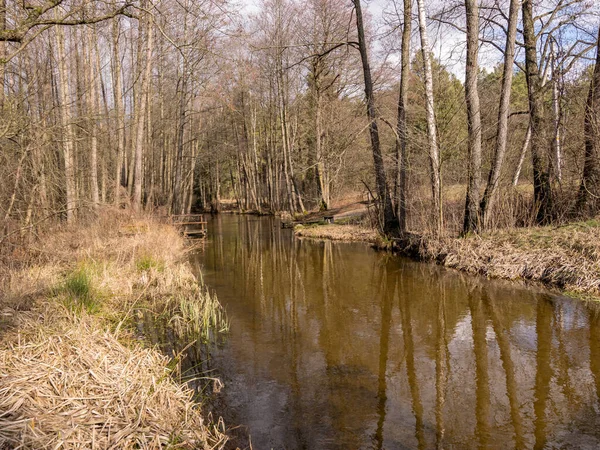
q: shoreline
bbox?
[294,223,379,244]
[293,220,600,301]
[0,212,228,449]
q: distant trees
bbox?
[2,0,600,245]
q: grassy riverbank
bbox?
[295,218,600,299]
[295,223,378,244]
[0,210,228,449]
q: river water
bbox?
[188,215,600,449]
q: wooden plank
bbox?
[184,230,206,236]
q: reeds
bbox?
[166,290,230,343]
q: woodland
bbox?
[1,0,600,242]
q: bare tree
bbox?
[522,0,553,224]
[353,0,397,233]
[86,27,100,209]
[479,0,521,228]
[395,0,412,234]
[463,0,482,234]
[416,0,442,234]
[132,2,154,212]
[55,24,77,222]
[112,15,126,207]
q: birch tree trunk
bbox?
[480,0,520,228]
[550,39,562,182]
[416,0,442,234]
[463,0,482,234]
[512,124,532,187]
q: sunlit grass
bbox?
[167,289,229,342]
[136,254,165,272]
[60,266,99,314]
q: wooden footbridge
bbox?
[170,214,207,238]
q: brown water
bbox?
[190,215,600,449]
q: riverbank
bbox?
[295,223,379,244]
[0,210,228,449]
[295,219,600,299]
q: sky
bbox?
[235,0,474,80]
[238,0,387,18]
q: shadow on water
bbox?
[163,214,600,449]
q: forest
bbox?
[1,0,600,243]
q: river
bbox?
[188,215,600,449]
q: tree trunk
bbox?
[86,29,100,210]
[480,0,520,228]
[95,28,109,203]
[312,57,329,211]
[395,0,412,234]
[576,28,600,216]
[112,16,125,207]
[56,25,77,222]
[416,0,442,234]
[133,7,153,212]
[277,66,297,213]
[522,0,553,224]
[550,39,562,182]
[173,77,186,215]
[462,0,482,234]
[512,124,532,187]
[354,0,397,233]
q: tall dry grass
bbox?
[395,218,600,297]
[0,207,229,449]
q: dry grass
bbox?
[0,311,226,449]
[0,207,229,449]
[396,218,600,297]
[295,223,378,244]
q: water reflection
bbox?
[189,215,600,449]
